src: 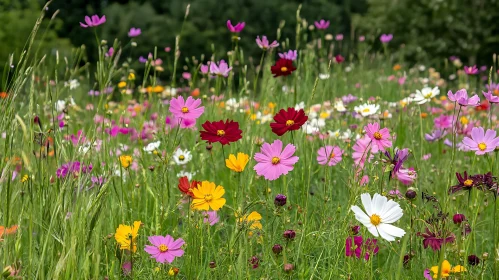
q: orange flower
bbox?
[392,64,401,71]
[0,92,8,99]
[191,88,200,97]
[420,112,428,118]
[0,225,19,241]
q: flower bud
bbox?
[468,254,480,266]
[272,244,283,255]
[209,261,216,269]
[284,263,294,273]
[274,194,287,206]
[405,189,417,200]
[453,213,466,224]
[283,229,296,240]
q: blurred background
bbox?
[1,0,499,74]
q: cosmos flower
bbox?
[225,153,249,172]
[178,176,199,197]
[425,129,447,142]
[203,211,219,226]
[317,146,343,166]
[430,260,466,278]
[350,193,405,241]
[462,127,499,155]
[253,139,299,181]
[464,65,478,75]
[226,20,245,33]
[345,236,379,260]
[210,60,232,77]
[270,108,308,136]
[417,228,455,251]
[143,141,161,153]
[172,148,192,165]
[447,89,480,106]
[271,58,296,77]
[119,155,133,169]
[144,235,185,263]
[191,181,226,211]
[278,50,298,61]
[256,36,279,50]
[364,122,392,151]
[352,135,379,167]
[433,115,454,129]
[80,15,106,28]
[380,34,393,43]
[483,90,499,103]
[128,27,141,37]
[412,86,440,104]
[200,120,243,145]
[238,211,263,230]
[486,83,499,95]
[169,96,205,120]
[314,19,330,30]
[115,221,141,252]
[354,104,380,117]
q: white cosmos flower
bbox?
[172,148,192,165]
[177,171,196,180]
[350,193,406,241]
[294,102,305,110]
[334,100,347,112]
[302,118,325,134]
[354,104,380,117]
[55,100,66,112]
[143,141,161,153]
[412,86,440,104]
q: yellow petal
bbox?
[132,221,141,237]
[191,187,204,199]
[246,211,262,222]
[191,199,209,211]
[212,186,225,199]
[451,265,466,273]
[202,181,215,194]
[209,198,226,210]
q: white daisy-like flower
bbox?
[334,100,347,112]
[143,141,161,153]
[55,100,66,112]
[302,118,325,134]
[66,79,80,90]
[350,193,406,241]
[78,143,92,154]
[354,104,380,117]
[412,86,440,104]
[399,97,413,107]
[294,102,305,110]
[177,171,196,180]
[319,73,330,80]
[172,148,192,165]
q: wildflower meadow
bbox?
[2,2,499,279]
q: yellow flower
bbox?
[460,116,469,125]
[114,221,141,253]
[239,211,262,230]
[119,155,133,169]
[128,73,136,80]
[153,85,164,93]
[21,174,29,183]
[225,153,249,172]
[430,260,466,279]
[118,81,127,88]
[168,267,179,276]
[191,181,226,211]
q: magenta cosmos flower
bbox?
[169,96,204,120]
[380,34,393,43]
[483,91,499,103]
[364,122,392,152]
[210,60,232,77]
[462,127,499,155]
[314,19,330,30]
[80,15,106,28]
[128,27,141,37]
[278,50,297,61]
[227,20,245,33]
[256,36,279,50]
[352,135,379,167]
[144,235,185,263]
[464,65,478,75]
[447,89,480,106]
[317,146,343,166]
[254,139,299,181]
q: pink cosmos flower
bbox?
[128,27,141,37]
[364,122,392,151]
[395,167,417,185]
[464,65,478,75]
[380,34,393,43]
[254,139,299,181]
[144,235,185,263]
[203,211,219,226]
[345,236,379,260]
[483,90,499,103]
[447,89,480,106]
[335,34,344,41]
[278,50,297,61]
[200,64,209,74]
[169,96,204,120]
[317,146,343,166]
[314,19,330,30]
[352,135,379,167]
[80,15,106,28]
[210,60,232,77]
[462,127,499,155]
[165,115,196,129]
[227,20,245,33]
[433,115,454,129]
[256,36,279,50]
[105,47,114,58]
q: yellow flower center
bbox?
[181,107,189,113]
[494,89,499,95]
[362,108,370,113]
[159,244,168,252]
[179,155,185,160]
[478,142,487,151]
[216,130,225,136]
[204,194,213,202]
[464,179,473,187]
[271,157,280,165]
[329,153,335,159]
[286,120,295,126]
[281,67,288,72]
[424,92,433,98]
[370,214,381,226]
[373,132,383,140]
[460,116,469,125]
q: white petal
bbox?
[382,207,404,223]
[379,200,398,216]
[378,223,406,241]
[371,193,387,214]
[366,225,379,237]
[377,225,395,241]
[360,193,373,216]
[351,206,371,226]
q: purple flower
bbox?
[453,213,466,224]
[464,65,478,75]
[90,176,106,189]
[278,50,297,61]
[105,47,114,58]
[380,34,393,43]
[483,90,499,103]
[226,20,245,33]
[486,83,499,95]
[144,235,185,263]
[345,236,379,260]
[128,27,141,37]
[256,36,279,50]
[462,126,499,155]
[433,115,454,129]
[418,228,455,251]
[182,72,192,80]
[447,89,480,106]
[88,90,100,96]
[56,161,93,178]
[203,211,219,226]
[274,194,287,206]
[139,56,148,63]
[449,56,458,62]
[358,36,365,42]
[424,269,432,280]
[314,19,330,30]
[200,64,209,74]
[80,15,106,28]
[335,34,344,41]
[384,148,409,174]
[425,129,447,142]
[341,94,358,104]
[209,60,232,77]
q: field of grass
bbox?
[1,3,499,280]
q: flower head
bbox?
[144,235,185,263]
[239,211,262,230]
[448,171,476,194]
[354,104,379,117]
[462,126,499,155]
[317,146,343,166]
[80,15,106,28]
[418,228,455,251]
[483,90,499,103]
[115,221,141,252]
[314,19,330,30]
[345,236,379,260]
[128,27,141,37]
[364,122,392,151]
[430,260,466,278]
[413,87,440,104]
[254,139,299,181]
[200,120,243,145]
[169,96,205,120]
[191,181,226,211]
[464,65,478,75]
[447,89,480,106]
[270,108,308,136]
[210,60,232,77]
[119,155,133,169]
[350,193,405,241]
[256,36,279,50]
[178,176,199,197]
[227,20,245,33]
[225,152,249,172]
[278,50,297,61]
[0,225,18,241]
[203,211,219,226]
[271,58,296,78]
[274,194,287,206]
[352,135,379,167]
[380,34,393,43]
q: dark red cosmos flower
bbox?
[334,54,345,63]
[448,171,476,194]
[417,228,455,251]
[200,119,242,145]
[271,58,296,77]
[178,176,199,197]
[270,108,308,136]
